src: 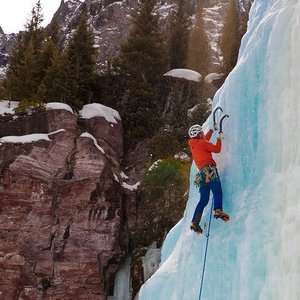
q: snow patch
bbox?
[80,132,105,154]
[0,100,19,115]
[80,103,121,124]
[0,129,65,144]
[148,160,162,171]
[113,174,119,182]
[120,171,129,179]
[204,72,224,84]
[174,152,190,162]
[0,101,74,116]
[122,182,140,191]
[46,102,74,114]
[164,69,202,82]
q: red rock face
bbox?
[0,108,127,299]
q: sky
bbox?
[0,0,61,34]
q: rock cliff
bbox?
[0,72,204,298]
[0,102,127,299]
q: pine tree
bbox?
[42,50,73,103]
[2,35,26,100]
[117,0,168,85]
[45,18,60,46]
[116,0,167,141]
[220,0,240,75]
[18,40,40,100]
[66,12,97,110]
[186,4,209,75]
[24,0,44,44]
[168,0,190,69]
[3,1,45,101]
[37,20,61,82]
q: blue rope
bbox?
[198,199,214,300]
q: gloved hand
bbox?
[210,124,218,131]
[217,133,224,140]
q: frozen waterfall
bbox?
[139,1,300,299]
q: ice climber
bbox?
[188,124,230,235]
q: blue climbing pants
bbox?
[192,165,223,222]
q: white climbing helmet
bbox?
[188,124,202,138]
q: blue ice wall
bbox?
[139,1,300,299]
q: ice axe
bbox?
[212,106,223,130]
[219,114,229,134]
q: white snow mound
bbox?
[164,69,202,82]
[46,102,74,114]
[80,103,121,124]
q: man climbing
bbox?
[188,124,230,235]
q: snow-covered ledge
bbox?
[163,68,202,82]
[80,103,121,124]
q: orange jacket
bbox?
[188,130,221,170]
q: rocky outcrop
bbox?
[0,103,127,299]
[53,0,139,69]
[0,31,17,78]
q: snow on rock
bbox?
[174,152,190,162]
[0,129,65,144]
[46,102,74,114]
[148,160,162,171]
[80,103,121,124]
[0,100,19,115]
[0,67,6,79]
[163,69,202,82]
[80,132,105,154]
[120,171,129,179]
[121,182,140,191]
[187,104,201,119]
[0,101,74,116]
[204,72,224,84]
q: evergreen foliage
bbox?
[152,132,181,159]
[116,0,168,141]
[66,12,97,110]
[220,0,240,75]
[186,4,209,75]
[3,1,45,101]
[117,0,167,85]
[168,0,190,69]
[1,2,98,112]
[14,98,44,116]
[42,50,73,103]
[143,158,190,199]
[144,158,183,188]
[121,81,162,141]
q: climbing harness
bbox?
[198,199,214,300]
[194,164,219,187]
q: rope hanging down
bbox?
[198,199,214,300]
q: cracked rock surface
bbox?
[0,107,127,299]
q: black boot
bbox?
[190,213,203,234]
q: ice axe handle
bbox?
[213,106,223,126]
[219,114,229,134]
